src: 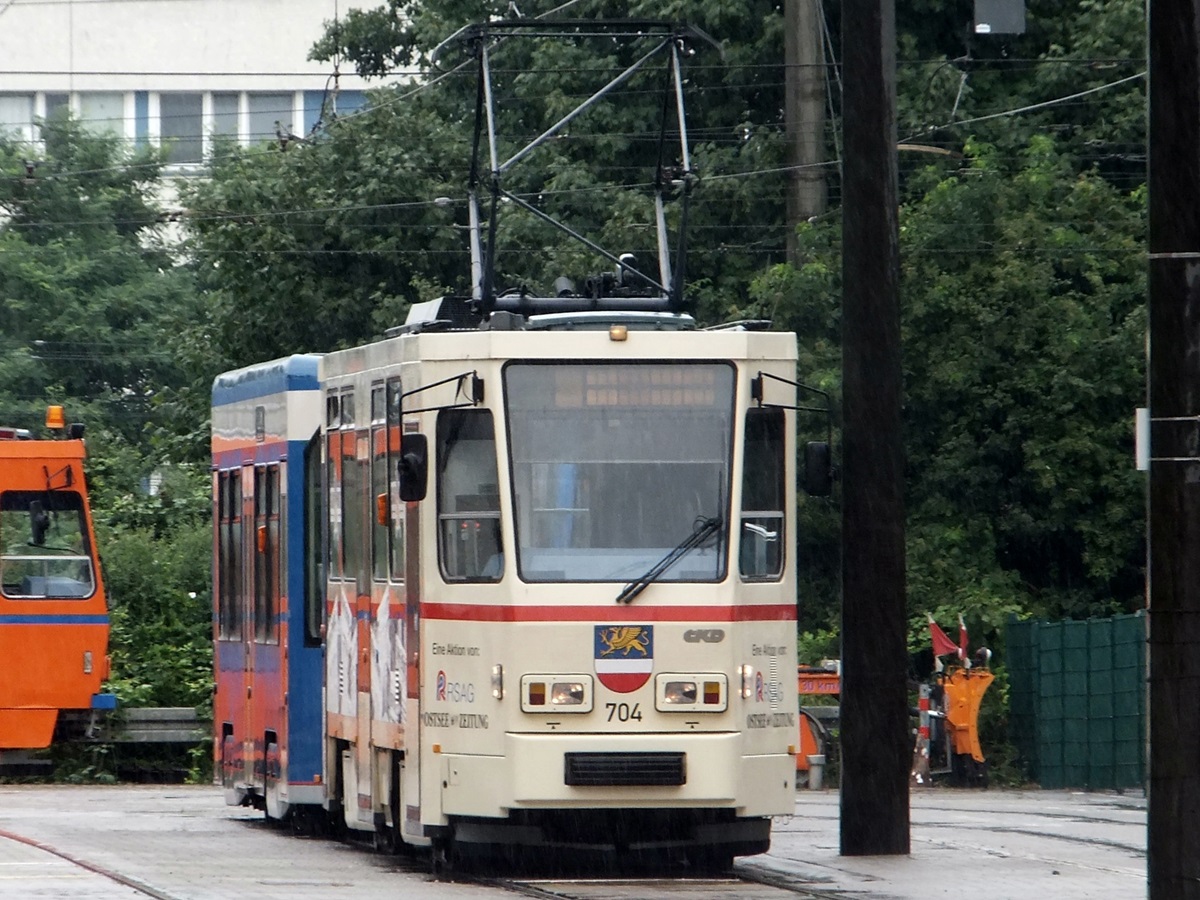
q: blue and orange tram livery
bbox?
[0,407,112,753]
[211,355,324,817]
[212,302,802,864]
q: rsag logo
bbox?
[434,670,476,703]
[755,671,765,702]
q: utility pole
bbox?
[1148,2,1200,897]
[839,0,909,856]
[784,0,827,264]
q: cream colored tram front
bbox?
[321,309,799,865]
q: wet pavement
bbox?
[0,784,1147,899]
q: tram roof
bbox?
[211,353,322,407]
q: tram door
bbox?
[402,419,422,842]
[249,463,282,796]
[218,461,283,795]
[216,464,255,793]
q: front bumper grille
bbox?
[564,751,687,787]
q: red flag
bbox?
[928,614,960,657]
[958,615,969,660]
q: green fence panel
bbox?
[1037,623,1066,788]
[1006,619,1039,780]
[1111,614,1146,787]
[1006,612,1145,790]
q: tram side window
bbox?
[304,433,324,646]
[740,408,785,580]
[437,409,502,582]
[253,465,280,644]
[386,377,405,578]
[0,490,95,599]
[325,393,343,581]
[218,472,243,639]
[371,384,389,582]
[341,390,365,587]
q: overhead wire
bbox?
[0,2,1149,269]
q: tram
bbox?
[212,297,805,865]
[212,17,814,867]
[211,354,324,818]
[327,298,801,866]
[0,407,112,751]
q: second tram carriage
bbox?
[213,299,803,865]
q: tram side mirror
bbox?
[805,441,832,497]
[398,434,429,502]
[29,500,49,546]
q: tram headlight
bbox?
[521,674,593,713]
[655,673,727,712]
[551,682,586,705]
[663,681,698,704]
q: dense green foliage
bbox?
[0,0,1151,781]
[0,121,213,748]
[752,136,1146,654]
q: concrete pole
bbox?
[785,0,828,264]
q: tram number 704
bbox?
[605,702,643,723]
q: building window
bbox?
[160,93,203,164]
[79,92,124,136]
[44,93,69,122]
[212,92,239,140]
[248,93,293,144]
[0,94,33,142]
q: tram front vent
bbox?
[564,751,686,787]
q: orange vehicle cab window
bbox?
[0,490,95,599]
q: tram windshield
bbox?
[505,362,734,583]
[0,490,95,599]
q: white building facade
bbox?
[0,0,388,162]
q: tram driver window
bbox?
[0,490,96,599]
[740,408,785,580]
[437,409,502,582]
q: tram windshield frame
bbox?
[0,489,96,599]
[503,361,735,585]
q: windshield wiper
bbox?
[615,515,722,605]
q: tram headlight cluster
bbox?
[520,674,594,713]
[655,673,727,712]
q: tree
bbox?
[193,0,1150,650]
[189,0,801,364]
[183,101,472,367]
[752,138,1146,640]
[0,117,213,731]
[0,117,204,452]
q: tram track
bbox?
[477,871,852,900]
[0,827,182,900]
[0,786,1148,899]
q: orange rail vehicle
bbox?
[0,407,112,751]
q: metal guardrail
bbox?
[57,707,209,745]
[112,708,208,744]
